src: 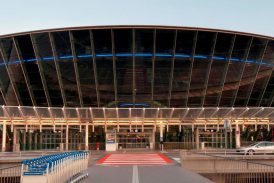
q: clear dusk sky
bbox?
[1,0,274,37]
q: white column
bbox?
[85,124,89,150]
[13,127,18,152]
[235,123,241,148]
[2,121,6,152]
[66,125,69,151]
[196,128,199,149]
[160,124,163,151]
[28,131,32,150]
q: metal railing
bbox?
[181,150,274,183]
[155,142,196,150]
[0,165,21,183]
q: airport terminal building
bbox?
[0,25,274,151]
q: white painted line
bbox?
[132,165,139,183]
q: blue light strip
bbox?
[1,53,273,67]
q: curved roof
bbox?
[0,26,274,108]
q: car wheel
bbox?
[247,149,255,155]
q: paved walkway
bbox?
[82,151,213,183]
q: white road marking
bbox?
[132,165,139,183]
[172,157,181,163]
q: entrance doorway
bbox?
[117,132,151,149]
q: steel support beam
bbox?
[89,30,100,107]
[185,30,198,106]
[30,34,52,107]
[231,37,254,106]
[168,30,178,107]
[202,33,218,106]
[48,32,67,106]
[12,37,36,106]
[245,40,269,106]
[69,31,83,107]
[217,35,237,106]
[111,29,118,106]
[151,29,156,102]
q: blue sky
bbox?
[1,0,274,37]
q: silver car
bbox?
[237,141,274,155]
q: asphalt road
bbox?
[82,152,213,183]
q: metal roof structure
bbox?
[0,26,274,110]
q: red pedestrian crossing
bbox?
[97,153,172,166]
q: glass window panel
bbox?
[92,29,112,54]
[116,56,132,102]
[188,59,211,107]
[195,31,215,56]
[205,34,234,107]
[135,57,152,103]
[219,35,252,106]
[144,108,157,118]
[170,58,191,107]
[114,29,132,53]
[135,29,154,53]
[234,38,268,106]
[21,107,36,117]
[16,35,48,106]
[0,91,4,105]
[131,108,143,117]
[92,29,114,107]
[262,71,274,106]
[176,30,196,55]
[95,57,115,106]
[188,32,216,107]
[156,29,175,53]
[118,108,129,118]
[72,30,97,107]
[52,31,80,107]
[65,108,77,118]
[114,29,133,103]
[36,107,50,118]
[105,108,116,118]
[0,38,32,106]
[262,41,274,65]
[33,33,63,106]
[154,57,172,107]
[0,51,18,105]
[204,60,227,107]
[78,109,91,119]
[6,107,21,117]
[92,108,104,118]
[248,65,272,106]
[51,108,64,118]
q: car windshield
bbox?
[248,143,260,147]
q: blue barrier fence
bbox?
[21,151,89,183]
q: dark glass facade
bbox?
[0,26,273,108]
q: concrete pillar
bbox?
[66,125,69,151]
[23,130,26,151]
[195,128,199,149]
[235,124,241,148]
[2,121,6,152]
[85,124,89,150]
